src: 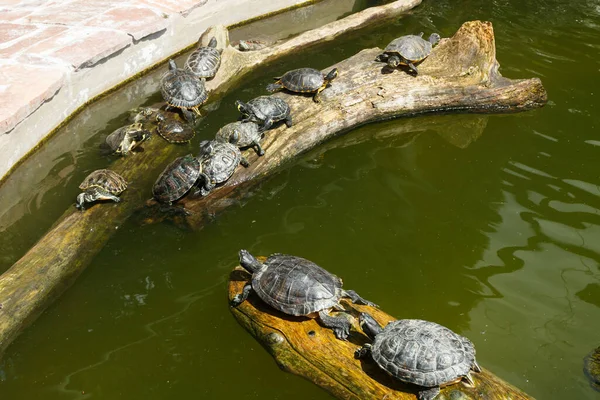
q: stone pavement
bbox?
[0,0,308,180]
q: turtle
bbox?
[196,139,250,196]
[105,123,149,155]
[355,313,482,400]
[155,113,195,144]
[236,39,270,51]
[160,59,208,122]
[152,154,210,204]
[184,37,222,80]
[231,250,378,340]
[584,345,600,392]
[129,106,160,124]
[266,67,338,103]
[235,96,292,132]
[376,32,441,74]
[76,169,127,210]
[215,121,264,156]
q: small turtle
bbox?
[129,107,160,124]
[215,121,264,156]
[356,313,481,400]
[236,39,270,51]
[232,250,378,340]
[160,59,208,122]
[105,123,149,155]
[584,345,600,392]
[76,169,127,210]
[376,32,441,74]
[266,67,338,103]
[196,139,249,196]
[152,154,211,204]
[184,37,222,80]
[156,113,195,144]
[235,96,292,132]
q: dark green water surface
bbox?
[1,0,600,398]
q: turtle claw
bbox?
[333,327,350,341]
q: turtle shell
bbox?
[184,44,221,79]
[247,96,290,123]
[370,319,476,387]
[152,154,201,203]
[198,140,242,184]
[279,68,325,93]
[384,35,433,63]
[157,116,195,143]
[160,62,208,109]
[215,121,262,148]
[105,123,147,153]
[584,346,600,391]
[252,253,343,316]
[79,169,127,195]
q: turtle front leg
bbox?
[284,114,293,128]
[318,310,351,341]
[417,386,440,400]
[343,290,378,308]
[240,156,250,167]
[408,62,419,75]
[231,283,252,307]
[253,141,265,156]
[313,86,326,103]
[181,108,196,123]
[261,117,274,132]
[354,343,372,359]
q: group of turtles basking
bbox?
[232,249,481,400]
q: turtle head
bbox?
[387,55,401,68]
[428,33,441,46]
[208,37,217,48]
[198,140,214,157]
[239,249,262,273]
[358,312,384,340]
[168,59,177,71]
[235,100,250,116]
[155,112,166,123]
[325,68,339,82]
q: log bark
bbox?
[159,20,547,230]
[0,0,421,360]
[228,267,533,400]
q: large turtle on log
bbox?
[356,313,481,400]
[152,154,210,204]
[231,250,378,340]
[184,37,222,80]
[76,169,127,210]
[196,139,250,196]
[376,32,441,74]
[235,96,292,132]
[215,121,264,156]
[160,59,208,122]
[266,67,338,103]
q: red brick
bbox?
[25,0,121,25]
[23,26,132,69]
[133,0,207,15]
[84,6,168,40]
[0,22,37,44]
[0,25,67,58]
[0,9,33,21]
[0,63,66,133]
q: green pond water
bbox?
[1,0,599,398]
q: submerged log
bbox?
[228,267,533,400]
[0,0,421,360]
[162,20,547,230]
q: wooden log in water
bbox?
[158,20,547,230]
[228,267,533,400]
[0,0,421,360]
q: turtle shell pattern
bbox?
[185,46,221,79]
[152,154,201,203]
[279,68,325,93]
[248,96,290,123]
[252,254,343,316]
[199,141,242,184]
[160,67,208,109]
[370,319,476,387]
[384,35,433,63]
[157,116,195,143]
[215,121,261,148]
[79,169,127,195]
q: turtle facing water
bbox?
[76,169,127,210]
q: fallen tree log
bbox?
[228,267,533,400]
[0,0,421,360]
[159,20,547,230]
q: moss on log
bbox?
[156,20,547,230]
[228,267,533,400]
[0,0,421,361]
